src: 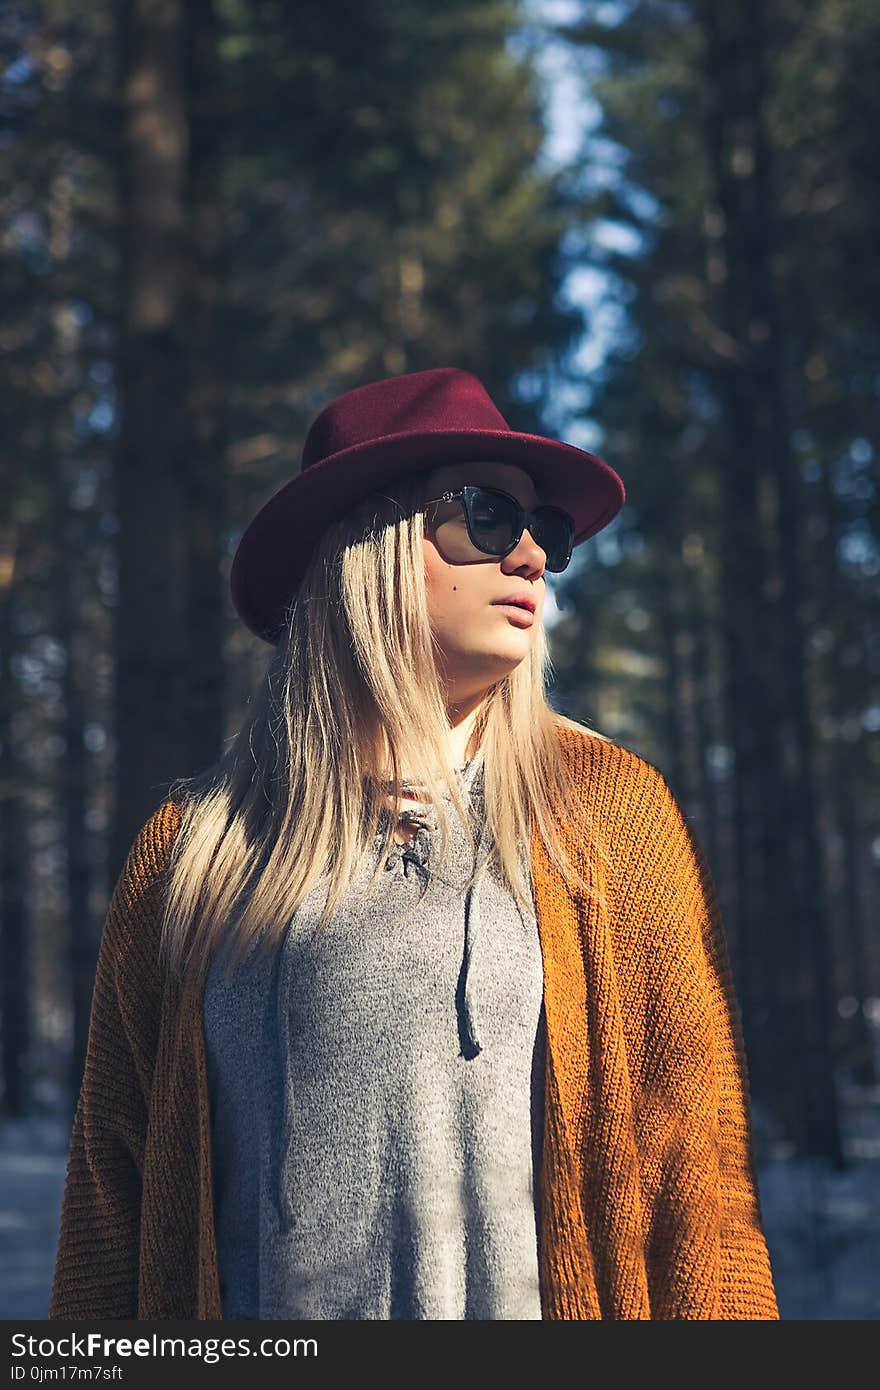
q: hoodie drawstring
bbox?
[382,784,487,1058]
[274,766,486,1229]
[275,923,299,1229]
[460,867,483,1057]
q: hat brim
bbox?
[230,427,625,643]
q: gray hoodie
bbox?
[203,751,546,1319]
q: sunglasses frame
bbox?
[422,485,576,573]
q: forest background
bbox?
[1,0,878,1318]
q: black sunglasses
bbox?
[422,485,575,573]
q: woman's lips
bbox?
[492,602,535,626]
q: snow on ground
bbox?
[0,1112,70,1322]
[754,1081,880,1319]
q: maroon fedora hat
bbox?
[230,366,625,644]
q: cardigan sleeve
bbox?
[49,801,179,1319]
[644,768,780,1320]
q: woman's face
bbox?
[421,460,547,710]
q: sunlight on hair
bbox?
[159,471,613,984]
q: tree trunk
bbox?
[183,0,227,775]
[0,525,30,1117]
[112,0,192,883]
[698,0,843,1164]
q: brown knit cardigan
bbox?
[49,728,779,1319]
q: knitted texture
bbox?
[49,728,779,1320]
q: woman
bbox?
[49,366,779,1320]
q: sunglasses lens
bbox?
[468,488,518,548]
[531,511,572,572]
[469,488,572,572]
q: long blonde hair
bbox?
[160,470,612,984]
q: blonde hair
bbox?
[160,471,612,984]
